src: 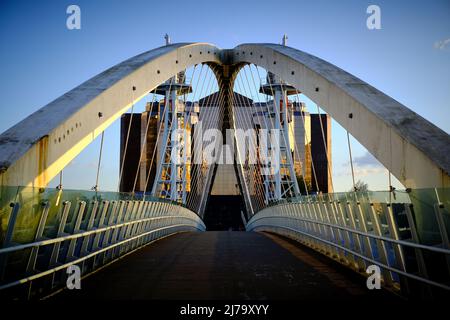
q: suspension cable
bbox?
[234,76,265,210]
[117,86,136,192]
[229,77,255,215]
[93,131,105,194]
[248,66,289,201]
[248,65,294,199]
[233,74,264,210]
[186,65,222,211]
[188,86,224,212]
[131,92,158,196]
[176,64,213,210]
[185,66,216,210]
[257,71,291,200]
[235,69,275,210]
[253,66,301,199]
[315,104,334,193]
[388,126,395,201]
[244,65,309,197]
[241,73,273,210]
[246,65,285,202]
[143,65,202,200]
[260,69,295,197]
[182,65,211,211]
[142,74,178,200]
[57,171,63,190]
[292,92,320,194]
[233,80,265,211]
[150,69,191,199]
[346,131,357,192]
[55,170,63,206]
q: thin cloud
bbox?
[337,166,385,178]
[337,152,385,177]
[352,152,382,167]
[434,38,450,50]
[353,167,385,177]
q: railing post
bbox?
[339,200,361,270]
[137,201,150,246]
[3,202,20,247]
[120,201,134,237]
[282,204,289,236]
[384,203,408,286]
[369,202,394,287]
[433,200,450,277]
[334,199,357,268]
[108,200,126,260]
[325,197,346,262]
[302,202,315,248]
[310,200,326,253]
[66,201,86,261]
[131,201,145,235]
[49,201,71,266]
[316,197,338,257]
[353,198,375,267]
[118,200,133,254]
[0,203,20,281]
[99,200,119,265]
[26,201,50,274]
[79,200,99,257]
[293,202,303,243]
[291,203,301,243]
[153,202,162,240]
[91,200,109,252]
[303,200,316,249]
[345,198,366,271]
[145,202,161,242]
[405,203,432,298]
[129,201,144,249]
[123,201,140,252]
[101,200,118,248]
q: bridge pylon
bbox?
[150,73,192,204]
[260,72,301,202]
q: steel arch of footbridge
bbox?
[230,44,450,189]
[0,43,222,188]
[0,42,448,194]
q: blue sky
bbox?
[0,0,449,192]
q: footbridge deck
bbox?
[51,231,397,300]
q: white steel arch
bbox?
[0,43,221,188]
[232,43,450,189]
[1,42,448,190]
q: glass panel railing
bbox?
[408,188,445,245]
[253,187,450,251]
[249,187,450,293]
[0,186,201,247]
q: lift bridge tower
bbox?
[150,72,192,203]
[259,70,301,202]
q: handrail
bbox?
[0,223,201,291]
[248,215,450,255]
[252,224,450,291]
[0,197,206,298]
[246,195,450,295]
[0,215,202,255]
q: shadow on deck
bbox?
[51,231,399,300]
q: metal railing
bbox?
[246,188,450,297]
[0,186,205,299]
